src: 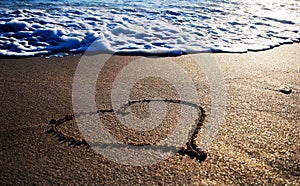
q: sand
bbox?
[0,44,299,185]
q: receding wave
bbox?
[0,0,299,57]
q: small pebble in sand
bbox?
[279,86,292,94]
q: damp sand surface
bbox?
[0,43,299,185]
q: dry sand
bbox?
[0,43,299,185]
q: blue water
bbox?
[0,0,299,57]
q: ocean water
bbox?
[0,0,299,57]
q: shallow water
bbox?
[0,0,299,56]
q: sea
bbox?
[0,0,299,57]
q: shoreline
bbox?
[0,41,299,59]
[0,43,299,185]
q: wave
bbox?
[0,0,299,57]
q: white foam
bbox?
[0,0,299,57]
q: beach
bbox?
[0,43,299,185]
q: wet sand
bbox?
[0,43,299,185]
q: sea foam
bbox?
[0,0,299,57]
